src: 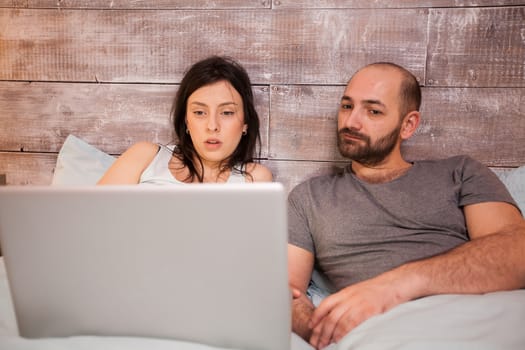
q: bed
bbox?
[1,256,524,350]
[1,135,524,350]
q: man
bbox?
[288,62,525,349]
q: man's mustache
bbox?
[338,128,368,141]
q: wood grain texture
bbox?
[267,9,427,84]
[0,152,56,186]
[0,8,427,84]
[0,82,270,156]
[272,0,525,9]
[0,0,270,8]
[0,9,272,83]
[0,3,523,189]
[427,7,525,87]
[268,85,343,161]
[404,87,525,166]
[0,82,175,153]
[269,85,525,166]
[2,0,523,9]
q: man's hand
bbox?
[291,287,315,341]
[308,274,407,349]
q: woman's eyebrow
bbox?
[189,101,237,107]
[218,102,238,107]
[189,101,207,107]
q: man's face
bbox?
[337,66,404,166]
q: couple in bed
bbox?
[98,56,525,350]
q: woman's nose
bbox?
[207,113,220,132]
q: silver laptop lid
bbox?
[0,184,290,350]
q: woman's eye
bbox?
[222,110,235,116]
[192,110,205,116]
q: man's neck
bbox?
[351,156,412,184]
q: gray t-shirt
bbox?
[288,155,518,291]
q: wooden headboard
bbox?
[1,2,524,194]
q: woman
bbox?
[98,56,272,184]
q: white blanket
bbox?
[1,258,524,350]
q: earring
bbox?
[186,128,190,134]
[242,129,247,136]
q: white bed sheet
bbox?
[337,289,525,350]
[1,257,524,350]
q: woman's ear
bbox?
[400,111,420,140]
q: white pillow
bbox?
[498,165,525,213]
[51,135,115,185]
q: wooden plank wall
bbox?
[0,1,524,193]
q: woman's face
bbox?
[185,80,247,165]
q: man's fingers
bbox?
[332,308,361,343]
[309,302,350,349]
[309,293,340,328]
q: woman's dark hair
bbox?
[171,56,261,182]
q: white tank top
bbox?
[139,145,246,185]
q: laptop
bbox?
[0,183,290,350]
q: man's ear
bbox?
[400,111,420,140]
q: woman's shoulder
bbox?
[125,141,160,155]
[115,141,161,172]
[245,162,273,182]
[97,141,160,185]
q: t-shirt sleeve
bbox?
[458,156,518,209]
[287,183,315,254]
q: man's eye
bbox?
[341,104,352,110]
[369,109,382,115]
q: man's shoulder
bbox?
[299,167,347,186]
[413,155,494,186]
[416,155,481,170]
[289,167,348,197]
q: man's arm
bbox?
[288,244,315,341]
[309,202,525,350]
[411,202,525,294]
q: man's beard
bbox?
[337,124,401,166]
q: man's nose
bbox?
[339,108,362,130]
